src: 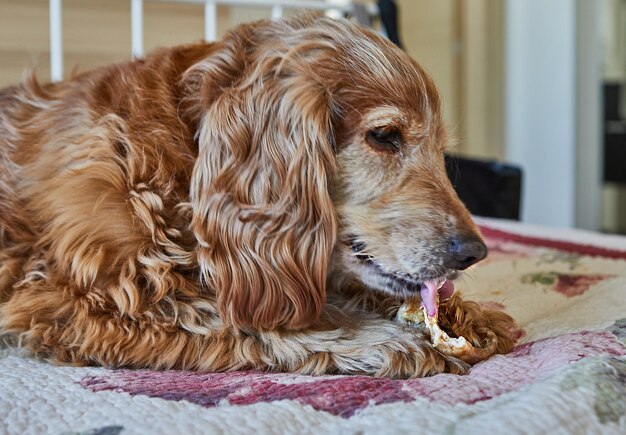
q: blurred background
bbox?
[0,0,625,234]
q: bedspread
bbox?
[1,218,625,435]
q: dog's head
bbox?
[188,15,486,332]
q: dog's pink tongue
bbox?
[420,279,454,317]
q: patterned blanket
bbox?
[1,218,625,435]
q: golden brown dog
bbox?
[0,15,515,378]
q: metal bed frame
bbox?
[48,0,356,82]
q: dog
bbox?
[0,15,515,378]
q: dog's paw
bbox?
[365,328,470,379]
[439,294,518,356]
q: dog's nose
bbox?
[446,235,488,270]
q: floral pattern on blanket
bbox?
[521,271,614,297]
[80,330,626,418]
[61,426,125,435]
[560,356,626,425]
[609,318,626,345]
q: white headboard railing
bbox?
[49,0,63,82]
[49,0,355,82]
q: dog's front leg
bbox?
[283,308,469,378]
[0,278,467,378]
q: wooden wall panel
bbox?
[0,0,269,87]
[0,0,504,160]
[397,0,457,132]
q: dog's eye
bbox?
[366,127,402,153]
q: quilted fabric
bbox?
[1,218,625,435]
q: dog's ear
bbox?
[189,32,338,332]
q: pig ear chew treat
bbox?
[396,279,515,365]
[396,301,495,365]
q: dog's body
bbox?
[0,16,514,377]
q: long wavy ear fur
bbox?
[188,19,338,332]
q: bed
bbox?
[1,218,625,434]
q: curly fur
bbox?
[0,15,515,378]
